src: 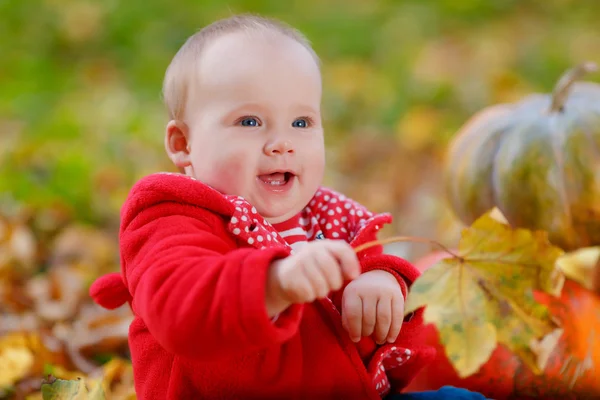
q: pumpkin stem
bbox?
[550,62,598,113]
[353,235,462,260]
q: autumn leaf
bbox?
[41,376,105,400]
[0,336,34,387]
[87,381,107,400]
[405,210,565,378]
[0,215,37,279]
[555,246,600,291]
[41,377,86,400]
[53,303,133,374]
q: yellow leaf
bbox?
[405,210,565,378]
[0,333,51,387]
[0,346,34,387]
[555,246,600,290]
[98,358,136,399]
[47,365,86,381]
[86,380,106,400]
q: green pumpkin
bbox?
[445,62,600,251]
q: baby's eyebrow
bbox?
[223,103,269,117]
[230,102,267,112]
[291,104,319,115]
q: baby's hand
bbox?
[266,240,360,316]
[341,270,405,344]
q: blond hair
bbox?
[162,14,320,121]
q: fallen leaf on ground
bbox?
[49,224,119,280]
[53,304,133,374]
[26,265,86,322]
[405,210,565,378]
[0,332,72,388]
[41,375,105,400]
[0,215,37,279]
[0,338,34,387]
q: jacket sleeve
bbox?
[118,201,302,360]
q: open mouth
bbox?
[258,172,294,186]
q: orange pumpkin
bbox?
[444,62,600,251]
[406,251,600,399]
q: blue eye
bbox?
[240,117,260,127]
[292,118,309,128]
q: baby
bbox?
[90,14,444,400]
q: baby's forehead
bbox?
[202,30,316,69]
[195,31,321,87]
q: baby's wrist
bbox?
[363,269,397,282]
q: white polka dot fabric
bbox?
[367,346,413,397]
[223,187,378,255]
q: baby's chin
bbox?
[260,204,304,225]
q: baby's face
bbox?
[182,31,324,223]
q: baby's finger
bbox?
[303,261,330,299]
[361,296,377,338]
[386,294,404,343]
[315,249,344,292]
[373,298,392,344]
[342,292,363,342]
[328,242,360,281]
[282,268,316,304]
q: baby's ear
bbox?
[165,120,191,168]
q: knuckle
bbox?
[378,313,392,325]
[344,284,360,297]
[364,315,376,327]
[330,279,343,291]
[344,308,361,322]
[363,324,375,335]
[318,286,329,298]
[289,280,310,300]
[300,287,315,302]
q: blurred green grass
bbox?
[2,0,599,254]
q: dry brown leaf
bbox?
[0,215,37,278]
[50,224,119,281]
[91,358,136,399]
[0,332,69,388]
[0,312,39,336]
[53,304,133,374]
[0,277,35,314]
[26,265,86,322]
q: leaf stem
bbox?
[353,235,461,259]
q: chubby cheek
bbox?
[305,155,325,187]
[193,145,253,196]
[301,142,326,196]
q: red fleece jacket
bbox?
[90,173,435,399]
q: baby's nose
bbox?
[265,139,295,155]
